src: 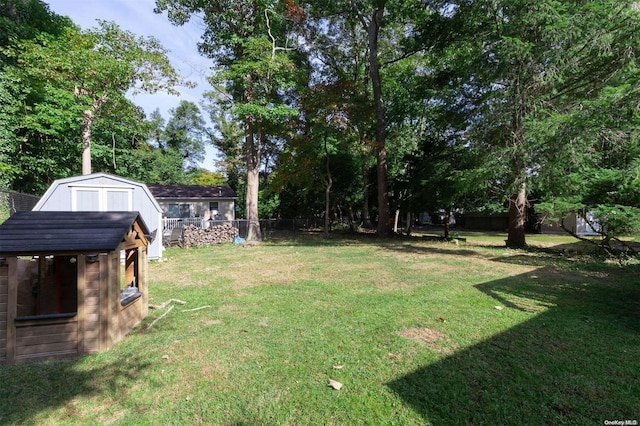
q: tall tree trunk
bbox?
[443,210,451,239]
[76,90,106,176]
[507,182,527,248]
[354,1,391,237]
[369,7,391,238]
[406,211,413,236]
[507,76,527,248]
[245,117,262,241]
[348,204,355,232]
[81,109,93,175]
[324,134,332,239]
[360,156,373,228]
[393,209,400,234]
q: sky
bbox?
[45,0,218,170]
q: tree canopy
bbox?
[1,0,639,248]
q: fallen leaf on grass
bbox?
[332,364,343,370]
[328,379,343,390]
[438,317,446,322]
[495,306,503,310]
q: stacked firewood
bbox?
[181,224,239,247]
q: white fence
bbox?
[163,217,208,230]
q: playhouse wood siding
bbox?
[33,173,163,259]
[0,265,7,360]
[0,211,149,363]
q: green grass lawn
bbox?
[0,231,638,425]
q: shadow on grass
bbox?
[0,351,152,424]
[387,261,640,424]
[263,229,607,257]
[263,230,500,260]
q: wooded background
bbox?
[1,0,639,246]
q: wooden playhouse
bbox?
[0,211,151,363]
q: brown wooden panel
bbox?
[85,296,100,308]
[84,323,99,334]
[86,273,101,287]
[16,322,77,338]
[85,261,100,275]
[84,288,100,299]
[118,303,141,337]
[121,314,138,329]
[15,350,77,362]
[84,339,99,353]
[16,340,77,356]
[86,313,99,323]
[6,257,17,363]
[17,331,76,346]
[120,304,140,322]
[0,281,7,323]
[84,327,100,340]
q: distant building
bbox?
[147,184,237,222]
[540,211,602,236]
[32,173,164,259]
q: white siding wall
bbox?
[32,174,163,259]
[158,199,235,221]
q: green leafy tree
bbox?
[418,0,640,247]
[10,20,185,176]
[164,100,207,169]
[272,80,363,235]
[156,0,304,241]
[535,81,640,251]
[0,0,73,190]
[191,169,227,186]
[299,5,377,228]
[0,0,71,62]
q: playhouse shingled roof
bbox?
[0,211,150,255]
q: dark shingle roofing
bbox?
[0,211,149,255]
[146,184,237,199]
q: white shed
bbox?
[32,173,164,259]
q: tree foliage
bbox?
[407,0,640,247]
[2,0,639,250]
[156,0,305,240]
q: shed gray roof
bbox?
[0,211,149,255]
[147,184,237,199]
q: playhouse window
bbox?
[120,248,142,305]
[15,255,77,320]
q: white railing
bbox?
[162,217,205,230]
[162,218,277,240]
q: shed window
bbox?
[167,203,191,218]
[16,255,77,320]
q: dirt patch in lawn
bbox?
[397,327,453,353]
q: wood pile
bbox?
[181,224,239,247]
